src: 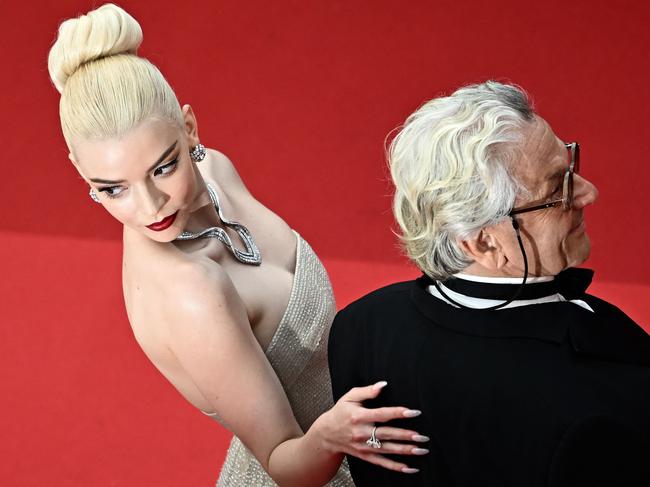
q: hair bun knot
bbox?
[48,3,143,93]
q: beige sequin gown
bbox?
[204,231,354,486]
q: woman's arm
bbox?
[163,261,425,486]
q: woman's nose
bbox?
[135,182,167,219]
[572,174,599,209]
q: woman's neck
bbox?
[182,172,221,234]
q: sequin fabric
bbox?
[206,232,354,486]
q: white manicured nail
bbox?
[403,409,422,418]
[402,467,419,474]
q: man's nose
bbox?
[572,174,599,209]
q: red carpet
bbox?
[3,1,649,484]
[1,231,648,486]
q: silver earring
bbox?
[190,143,206,163]
[89,188,101,203]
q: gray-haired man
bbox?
[329,81,650,486]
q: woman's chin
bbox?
[145,231,180,243]
[127,221,185,244]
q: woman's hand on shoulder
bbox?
[313,381,429,474]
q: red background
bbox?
[2,0,649,485]
[4,0,650,284]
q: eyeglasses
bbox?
[509,142,580,216]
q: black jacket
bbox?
[328,276,650,486]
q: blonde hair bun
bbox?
[48,3,143,93]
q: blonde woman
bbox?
[47,4,429,486]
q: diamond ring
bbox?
[366,426,382,449]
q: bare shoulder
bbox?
[123,237,248,345]
[198,148,251,197]
[125,228,232,296]
[124,248,278,413]
[168,257,246,319]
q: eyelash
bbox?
[153,159,179,177]
[97,158,179,199]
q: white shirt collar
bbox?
[453,272,555,284]
[428,272,593,312]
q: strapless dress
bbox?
[204,231,353,486]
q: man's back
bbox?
[329,277,650,486]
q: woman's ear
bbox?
[68,152,90,183]
[182,104,199,145]
[458,229,508,271]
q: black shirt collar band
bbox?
[421,267,595,301]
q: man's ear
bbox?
[182,104,199,146]
[457,229,508,271]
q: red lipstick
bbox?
[147,212,178,231]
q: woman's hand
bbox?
[313,381,430,474]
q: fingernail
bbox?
[373,380,388,390]
[412,448,429,455]
[412,434,430,442]
[402,467,419,474]
[403,409,422,418]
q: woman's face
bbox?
[71,112,207,242]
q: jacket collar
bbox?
[437,267,594,301]
[410,276,650,367]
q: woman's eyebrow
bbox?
[89,140,178,184]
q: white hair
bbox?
[47,3,183,152]
[389,81,534,279]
